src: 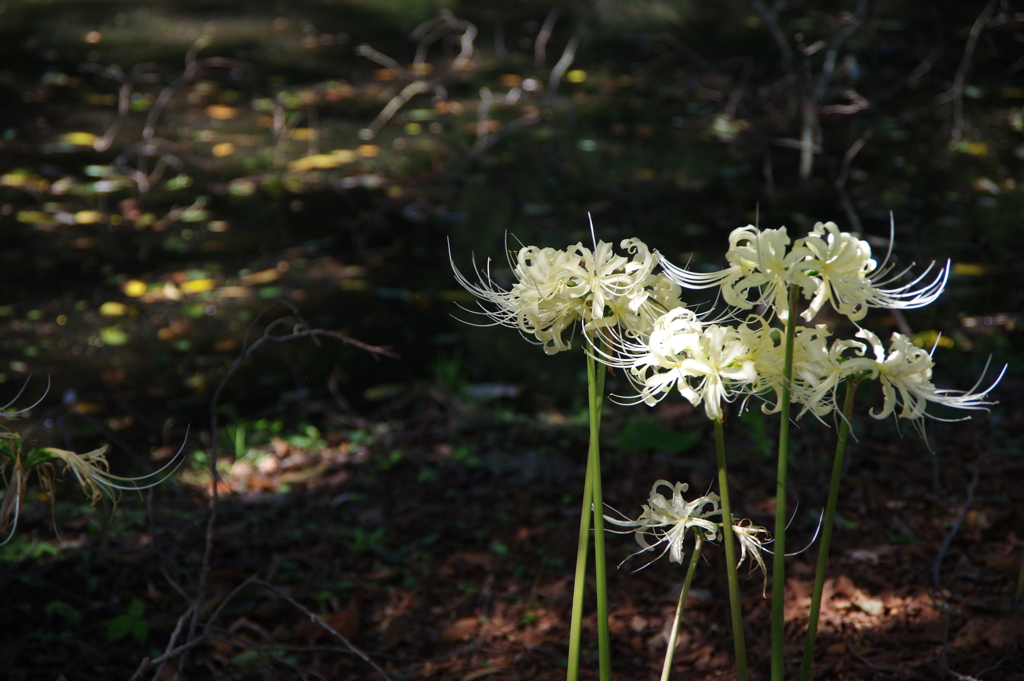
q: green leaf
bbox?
[618,418,701,453]
[128,598,145,618]
[106,615,134,642]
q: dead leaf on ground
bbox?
[443,616,479,641]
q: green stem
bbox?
[714,418,748,681]
[661,542,703,681]
[566,438,593,681]
[799,380,859,681]
[588,348,611,681]
[567,341,610,681]
[772,284,799,681]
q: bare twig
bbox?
[252,579,392,680]
[946,0,998,139]
[143,39,248,141]
[83,62,160,153]
[136,301,395,679]
[535,2,565,66]
[469,108,542,160]
[750,0,793,72]
[931,451,987,587]
[835,130,871,191]
[814,0,868,102]
[129,575,393,681]
[546,0,612,97]
[356,10,476,138]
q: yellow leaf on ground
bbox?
[99,301,128,317]
[180,279,215,294]
[205,105,241,120]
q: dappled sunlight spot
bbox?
[356,144,379,158]
[2,172,51,192]
[122,280,147,297]
[211,142,235,157]
[951,262,988,277]
[179,278,216,294]
[205,104,241,121]
[212,286,251,299]
[98,301,128,317]
[286,151,356,173]
[60,132,99,148]
[177,434,356,496]
[238,268,280,286]
[289,128,317,142]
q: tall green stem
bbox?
[714,418,748,681]
[799,381,859,681]
[566,436,593,681]
[772,284,799,681]
[588,346,611,681]
[661,542,703,681]
[567,341,610,681]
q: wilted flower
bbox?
[1,435,185,547]
[731,516,771,576]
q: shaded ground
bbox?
[1,1,1023,679]
[2,380,1023,680]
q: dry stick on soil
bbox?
[357,10,476,138]
[84,39,245,220]
[128,576,394,681]
[534,1,565,66]
[945,0,998,139]
[930,446,990,587]
[546,1,611,97]
[848,638,1016,681]
[834,130,872,234]
[749,0,866,182]
[137,300,394,678]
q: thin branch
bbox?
[356,10,476,139]
[947,0,998,139]
[252,579,393,680]
[931,453,986,586]
[835,130,871,191]
[535,2,565,66]
[143,41,248,141]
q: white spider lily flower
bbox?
[659,225,815,320]
[605,480,721,566]
[856,329,1004,421]
[797,221,949,322]
[791,334,874,420]
[674,325,758,420]
[451,237,685,354]
[610,310,757,419]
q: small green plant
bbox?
[105,597,149,645]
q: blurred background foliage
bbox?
[0,0,1021,457]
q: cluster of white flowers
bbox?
[614,222,999,422]
[451,219,1003,422]
[605,480,768,572]
[659,221,949,323]
[451,237,685,354]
